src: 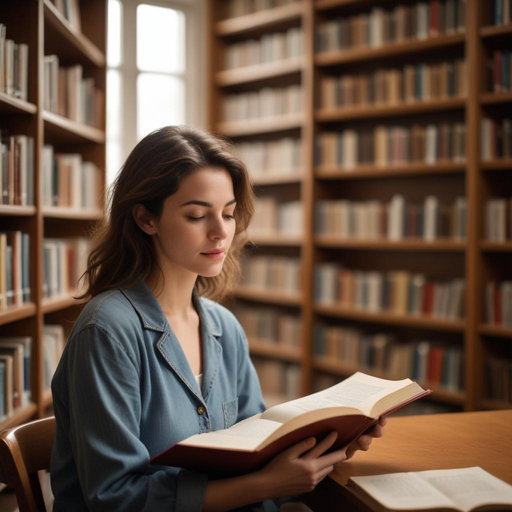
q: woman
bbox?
[50,125,386,511]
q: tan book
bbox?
[347,467,512,512]
[150,372,430,475]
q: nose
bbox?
[209,215,228,240]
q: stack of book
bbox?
[485,356,512,404]
[250,198,302,237]
[0,134,35,206]
[225,27,303,69]
[42,146,101,210]
[43,55,102,127]
[42,325,66,391]
[0,336,32,420]
[252,358,301,401]
[50,0,81,31]
[314,324,464,392]
[223,85,302,122]
[226,0,300,18]
[321,59,467,108]
[315,122,466,170]
[315,1,466,53]
[492,0,512,25]
[0,24,29,101]
[485,281,512,327]
[315,196,467,241]
[235,138,302,178]
[42,237,89,299]
[241,256,301,295]
[0,231,30,309]
[481,118,512,160]
[489,50,511,93]
[315,264,465,321]
[485,198,512,242]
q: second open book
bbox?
[151,372,431,474]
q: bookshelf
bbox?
[208,0,512,411]
[0,0,106,434]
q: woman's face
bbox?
[144,166,237,278]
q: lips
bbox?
[201,249,225,255]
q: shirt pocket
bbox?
[222,397,239,428]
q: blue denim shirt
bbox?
[50,281,267,511]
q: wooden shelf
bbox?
[249,339,302,362]
[315,162,466,180]
[315,237,466,251]
[252,172,304,186]
[480,24,512,39]
[42,294,81,314]
[313,358,465,405]
[315,304,466,332]
[479,324,512,339]
[0,205,36,216]
[479,399,512,410]
[248,234,303,246]
[43,0,105,67]
[316,0,378,10]
[216,2,304,36]
[217,114,303,137]
[217,59,303,87]
[481,159,512,171]
[0,403,38,432]
[0,92,37,115]
[235,287,303,306]
[0,303,37,327]
[42,207,103,220]
[43,111,106,144]
[316,98,466,122]
[315,33,465,67]
[480,241,512,252]
[480,91,512,105]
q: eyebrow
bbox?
[180,199,237,207]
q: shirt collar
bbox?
[120,280,222,337]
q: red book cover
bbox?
[427,346,443,384]
[430,0,439,36]
[423,283,434,315]
[494,50,502,93]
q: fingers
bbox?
[301,431,338,460]
[283,436,319,459]
[370,424,384,438]
[316,447,347,468]
[379,416,388,427]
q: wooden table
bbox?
[302,410,512,511]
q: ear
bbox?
[133,204,158,235]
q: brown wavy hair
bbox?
[77,125,254,302]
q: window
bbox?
[107,0,205,186]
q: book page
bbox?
[418,467,512,512]
[350,473,457,510]
[262,372,413,423]
[180,417,282,451]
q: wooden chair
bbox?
[0,416,56,512]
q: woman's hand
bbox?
[344,416,388,462]
[256,431,346,500]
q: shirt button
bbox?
[197,406,205,415]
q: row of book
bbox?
[315,1,467,54]
[42,238,89,299]
[0,336,31,420]
[223,85,302,122]
[42,145,102,210]
[241,256,301,295]
[491,0,512,25]
[485,357,512,404]
[485,198,512,242]
[315,196,467,242]
[224,27,303,69]
[233,305,300,348]
[485,281,512,327]
[50,0,81,31]
[42,324,65,391]
[0,231,30,309]
[1,134,34,206]
[315,123,466,169]
[225,0,300,19]
[481,118,512,161]
[250,198,302,237]
[252,358,301,400]
[235,138,302,177]
[44,56,102,127]
[314,264,465,321]
[490,50,511,93]
[320,59,467,109]
[0,24,29,101]
[313,325,464,392]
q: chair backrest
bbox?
[0,416,56,512]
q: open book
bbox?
[150,372,431,474]
[347,467,512,512]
